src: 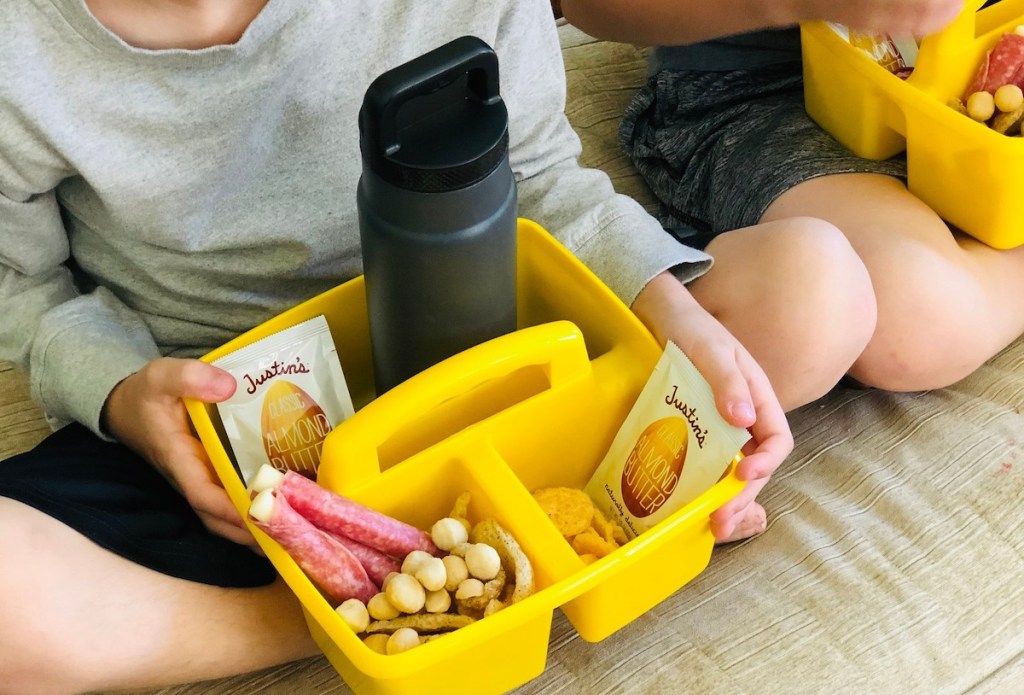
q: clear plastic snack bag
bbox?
[584,342,751,540]
[213,315,355,485]
[829,23,919,77]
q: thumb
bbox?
[694,352,755,430]
[152,357,237,403]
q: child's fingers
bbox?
[688,343,756,429]
[168,449,255,546]
[164,435,248,529]
[184,474,246,528]
[103,357,257,547]
[739,416,793,481]
[142,392,253,544]
[630,272,756,427]
[147,357,236,403]
[738,354,793,480]
[737,444,787,485]
[200,514,260,547]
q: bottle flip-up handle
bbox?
[318,321,593,492]
[359,35,502,160]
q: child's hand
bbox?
[817,0,963,37]
[632,272,794,542]
[564,0,962,48]
[101,357,254,547]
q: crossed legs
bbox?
[0,497,317,695]
[686,172,1024,540]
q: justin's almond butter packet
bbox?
[214,315,354,485]
[584,341,750,540]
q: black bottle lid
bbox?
[358,36,509,194]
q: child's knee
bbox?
[847,246,993,391]
[706,216,877,407]
[755,217,877,352]
[774,219,877,396]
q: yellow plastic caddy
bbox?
[802,0,1024,248]
[186,219,743,695]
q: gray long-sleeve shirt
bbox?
[1,0,711,436]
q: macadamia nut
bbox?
[967,90,996,121]
[431,517,469,551]
[455,577,485,599]
[363,633,390,654]
[448,541,473,558]
[465,542,501,580]
[424,588,452,613]
[386,627,420,655]
[442,554,469,592]
[335,598,370,633]
[996,84,1024,113]
[401,550,434,575]
[385,573,426,614]
[414,556,447,592]
[367,592,400,621]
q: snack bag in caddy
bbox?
[214,314,355,484]
[585,342,751,539]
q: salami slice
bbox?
[327,531,402,586]
[251,490,378,604]
[279,471,441,558]
[966,32,1024,96]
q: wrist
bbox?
[631,271,704,343]
[99,373,134,440]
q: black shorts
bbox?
[619,60,908,248]
[0,423,275,587]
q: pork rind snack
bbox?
[584,342,750,539]
[214,315,355,484]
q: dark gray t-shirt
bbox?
[649,27,801,74]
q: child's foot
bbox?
[713,501,767,545]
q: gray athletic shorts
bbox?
[620,60,908,248]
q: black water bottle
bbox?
[358,36,518,395]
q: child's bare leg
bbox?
[688,216,877,411]
[763,173,1024,391]
[686,216,877,542]
[0,498,318,695]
